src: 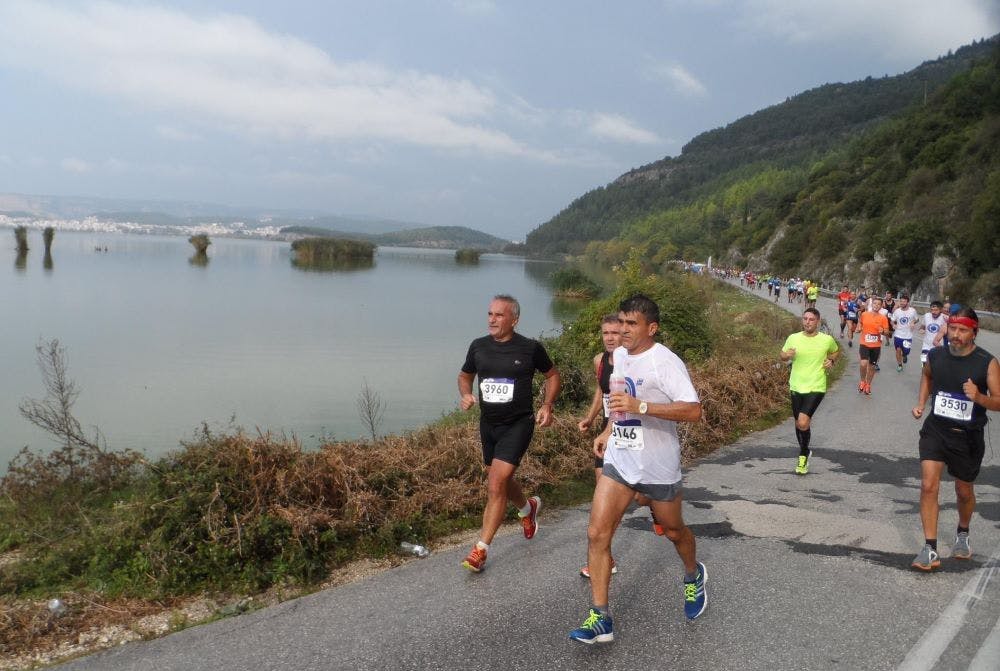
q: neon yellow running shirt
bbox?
[782,331,838,393]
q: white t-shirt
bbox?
[892,307,919,339]
[921,312,947,351]
[604,343,700,485]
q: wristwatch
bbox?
[638,401,648,415]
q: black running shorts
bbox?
[479,414,535,467]
[859,346,881,364]
[918,419,986,483]
[791,391,825,419]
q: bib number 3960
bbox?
[611,419,644,451]
[933,391,972,422]
[480,378,514,403]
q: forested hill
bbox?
[525,37,997,256]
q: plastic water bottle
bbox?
[609,349,627,422]
[47,598,67,616]
[400,542,430,558]
[609,372,627,423]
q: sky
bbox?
[0,1,997,240]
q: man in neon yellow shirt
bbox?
[780,308,839,474]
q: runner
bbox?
[891,295,919,372]
[919,301,947,363]
[577,315,622,579]
[569,294,705,644]
[773,278,782,303]
[857,296,890,395]
[910,308,1000,570]
[805,281,819,309]
[780,308,839,474]
[882,292,896,348]
[457,294,561,573]
[845,292,860,349]
[837,284,851,337]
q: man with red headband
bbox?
[910,307,1000,570]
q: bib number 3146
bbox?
[933,391,972,422]
[480,378,514,403]
[611,419,644,451]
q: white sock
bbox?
[476,540,489,551]
[518,501,533,517]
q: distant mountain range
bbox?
[0,193,509,251]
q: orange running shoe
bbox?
[864,382,872,395]
[521,495,540,539]
[462,545,487,573]
[580,558,618,579]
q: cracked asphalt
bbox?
[56,280,1000,671]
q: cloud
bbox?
[60,157,92,174]
[650,63,708,97]
[588,113,661,145]
[0,1,541,159]
[735,0,999,62]
[155,125,202,142]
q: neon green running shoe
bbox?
[795,451,811,475]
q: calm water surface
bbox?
[2,232,568,466]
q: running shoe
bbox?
[651,512,665,536]
[684,561,708,620]
[795,451,812,475]
[952,532,972,560]
[858,381,865,393]
[874,363,880,371]
[863,382,872,395]
[911,544,940,571]
[462,545,487,573]
[848,340,853,348]
[903,354,908,364]
[897,364,903,372]
[580,558,618,579]
[521,495,540,539]
[569,608,614,644]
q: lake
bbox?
[2,231,569,466]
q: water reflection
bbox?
[43,251,54,272]
[189,251,210,267]
[15,250,27,271]
[550,296,588,324]
[291,256,375,272]
[522,258,561,287]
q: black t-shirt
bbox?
[926,345,994,430]
[462,333,554,424]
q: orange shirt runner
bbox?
[859,311,889,348]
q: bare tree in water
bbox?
[357,378,386,441]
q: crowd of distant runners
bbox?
[452,272,997,645]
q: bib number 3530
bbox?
[611,419,644,451]
[933,391,972,422]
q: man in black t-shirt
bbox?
[458,294,560,573]
[910,308,1000,570]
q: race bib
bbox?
[601,393,610,418]
[903,340,911,349]
[933,391,973,422]
[480,378,514,403]
[864,334,879,343]
[847,311,857,319]
[610,419,644,451]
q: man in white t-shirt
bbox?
[569,294,705,646]
[892,294,920,371]
[919,301,947,363]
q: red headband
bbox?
[951,316,978,329]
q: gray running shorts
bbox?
[602,462,682,502]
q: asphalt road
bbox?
[57,281,1000,671]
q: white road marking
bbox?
[896,545,1000,671]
